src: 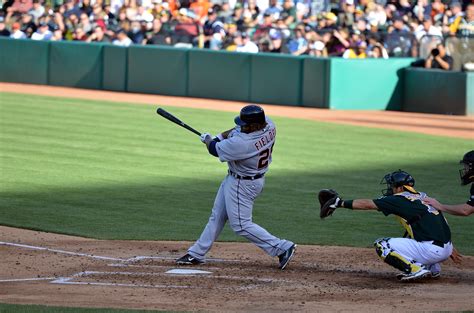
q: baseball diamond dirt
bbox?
[0,83,473,312]
[0,226,473,312]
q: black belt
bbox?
[432,240,449,248]
[228,170,264,180]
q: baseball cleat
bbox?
[399,268,431,282]
[428,263,441,279]
[278,244,296,270]
[176,254,204,265]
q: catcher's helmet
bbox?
[234,105,266,127]
[459,150,474,185]
[381,169,415,196]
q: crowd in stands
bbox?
[0,0,473,58]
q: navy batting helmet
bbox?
[459,150,474,185]
[234,105,266,127]
[381,169,415,196]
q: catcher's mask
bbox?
[459,150,474,186]
[381,169,415,196]
[234,104,267,134]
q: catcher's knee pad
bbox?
[374,237,391,258]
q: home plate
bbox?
[166,269,212,275]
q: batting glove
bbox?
[200,133,212,144]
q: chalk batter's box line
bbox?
[51,271,287,289]
[0,241,245,265]
[0,241,124,261]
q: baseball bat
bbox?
[156,108,202,136]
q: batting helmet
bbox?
[234,105,266,127]
[459,150,474,185]
[380,169,415,196]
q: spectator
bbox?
[173,8,200,46]
[203,7,225,49]
[31,22,52,40]
[87,25,112,43]
[113,28,133,46]
[51,25,63,41]
[235,31,259,53]
[128,20,145,44]
[414,17,442,41]
[63,0,81,19]
[73,27,88,41]
[20,14,36,37]
[7,0,33,15]
[146,18,171,45]
[135,5,154,23]
[79,12,93,34]
[10,22,27,39]
[287,25,308,55]
[0,17,11,37]
[369,43,389,58]
[342,40,367,58]
[425,43,453,70]
[444,1,464,35]
[28,0,44,23]
[308,40,327,57]
[454,3,474,37]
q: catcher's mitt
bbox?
[318,189,342,219]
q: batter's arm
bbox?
[216,128,235,140]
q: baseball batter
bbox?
[176,105,296,270]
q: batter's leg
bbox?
[187,177,229,260]
[225,178,293,257]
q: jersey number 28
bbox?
[257,144,274,169]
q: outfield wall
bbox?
[0,38,471,115]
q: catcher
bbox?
[318,170,453,282]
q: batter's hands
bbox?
[200,133,212,144]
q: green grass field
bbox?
[0,92,473,254]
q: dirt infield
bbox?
[1,82,473,139]
[1,226,473,312]
[1,83,473,312]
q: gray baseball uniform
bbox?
[187,118,294,260]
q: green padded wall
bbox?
[467,72,474,116]
[0,38,49,85]
[103,45,127,92]
[49,41,103,89]
[328,58,414,110]
[188,50,250,102]
[250,53,303,106]
[302,58,329,108]
[403,68,471,115]
[127,46,188,96]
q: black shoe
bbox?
[176,253,204,265]
[278,244,296,270]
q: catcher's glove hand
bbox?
[318,189,343,219]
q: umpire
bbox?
[425,150,474,216]
[318,170,452,282]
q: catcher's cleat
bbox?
[428,263,441,279]
[176,254,204,265]
[399,268,431,282]
[278,244,296,270]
